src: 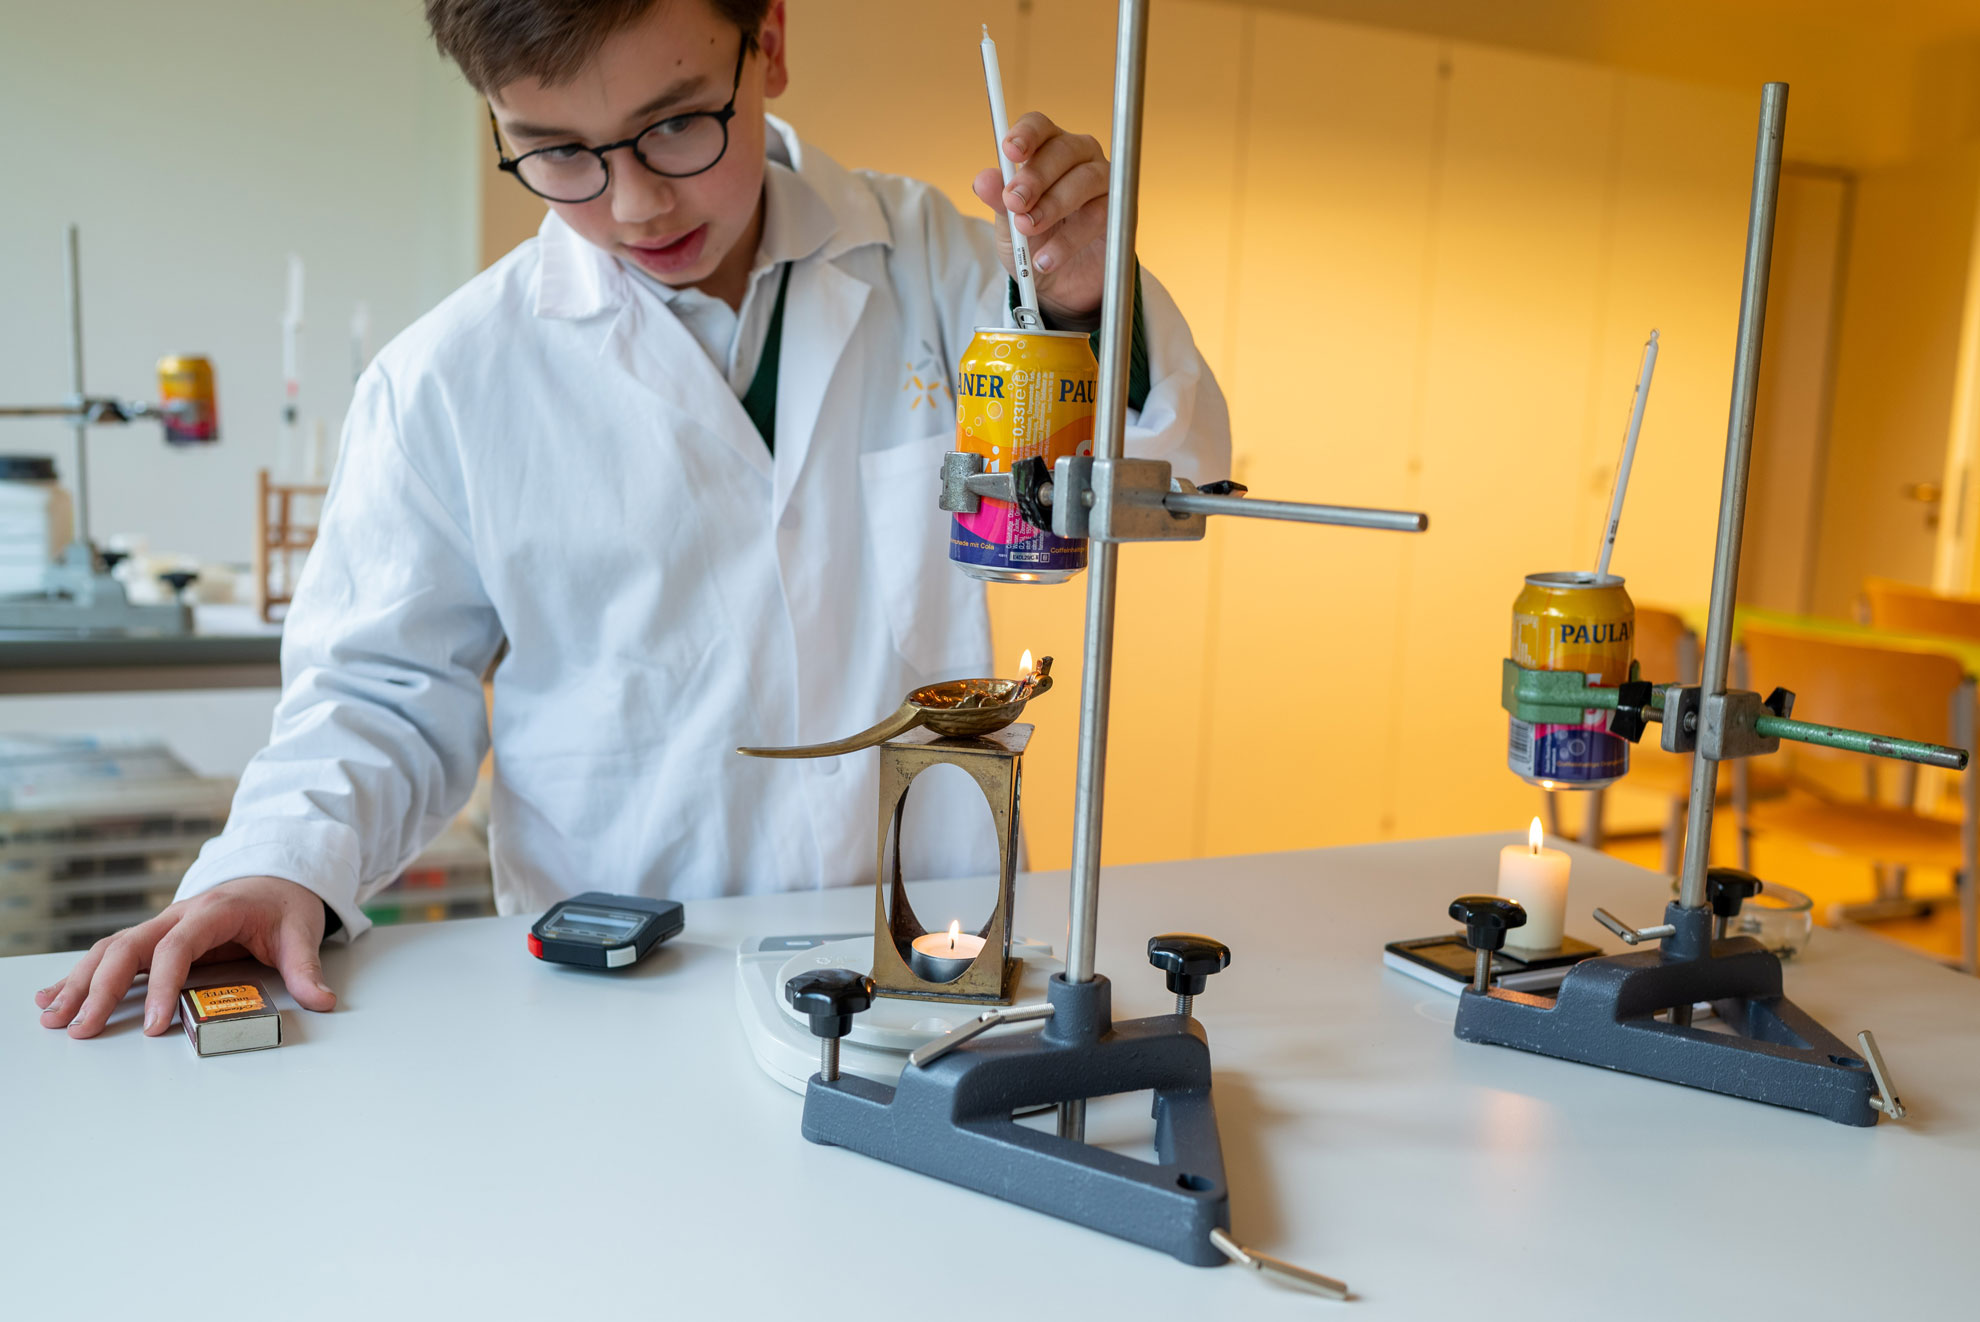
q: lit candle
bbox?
[1497,817,1571,953]
[910,919,986,983]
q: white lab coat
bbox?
[177,118,1230,939]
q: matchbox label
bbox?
[189,985,266,1018]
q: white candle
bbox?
[910,920,987,983]
[979,26,1041,329]
[1497,817,1571,952]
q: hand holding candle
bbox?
[1497,818,1571,952]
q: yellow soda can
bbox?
[155,355,219,445]
[949,328,1095,584]
[1508,572,1635,789]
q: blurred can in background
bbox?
[155,355,219,445]
[1508,572,1635,789]
[949,327,1094,584]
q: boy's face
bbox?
[489,0,788,292]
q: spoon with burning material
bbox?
[738,657,1053,759]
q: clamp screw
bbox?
[1147,933,1231,1019]
[784,968,874,1083]
[1449,896,1528,993]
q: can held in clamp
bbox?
[155,355,219,445]
[1508,571,1635,789]
[949,327,1095,584]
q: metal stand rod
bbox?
[1059,0,1151,1145]
[1677,84,1787,913]
[1162,491,1427,530]
[64,224,92,554]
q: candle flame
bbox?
[1019,648,1033,678]
[1529,816,1545,854]
[948,918,960,951]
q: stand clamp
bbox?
[939,451,1427,544]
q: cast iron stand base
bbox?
[1454,903,1880,1126]
[799,973,1231,1265]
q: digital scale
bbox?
[735,932,1063,1093]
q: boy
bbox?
[36,0,1228,1040]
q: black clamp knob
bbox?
[785,968,874,1084]
[785,968,874,1039]
[1449,896,1527,993]
[158,570,199,598]
[99,550,130,572]
[1197,480,1249,497]
[1706,868,1764,919]
[1763,687,1795,720]
[1012,455,1055,531]
[1610,678,1655,743]
[1450,895,1527,953]
[1148,933,1230,1017]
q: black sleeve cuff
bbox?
[1008,268,1152,413]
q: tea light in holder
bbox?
[910,920,987,983]
[1498,817,1571,953]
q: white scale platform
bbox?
[735,931,1063,1093]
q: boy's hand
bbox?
[972,112,1111,326]
[33,875,336,1039]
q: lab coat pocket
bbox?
[858,439,986,679]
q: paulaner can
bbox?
[949,327,1095,584]
[155,355,219,445]
[1508,571,1635,789]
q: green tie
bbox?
[740,263,793,453]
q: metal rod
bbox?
[1163,492,1428,531]
[1059,0,1151,1145]
[0,405,89,420]
[820,1036,840,1084]
[1677,84,1787,913]
[64,224,92,553]
[1752,715,1968,769]
[1207,1228,1350,1301]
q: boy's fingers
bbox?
[67,930,154,1039]
[1016,158,1109,239]
[39,941,109,1029]
[1034,196,1107,274]
[971,168,1011,220]
[142,908,231,1036]
[1001,111,1061,165]
[1006,133,1102,217]
[274,917,336,1013]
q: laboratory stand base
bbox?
[1454,903,1880,1126]
[799,973,1231,1266]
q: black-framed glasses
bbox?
[491,37,748,203]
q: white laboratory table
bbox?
[3,836,1977,1320]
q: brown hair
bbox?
[427,0,772,93]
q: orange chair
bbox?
[1864,578,1980,639]
[1738,623,1978,973]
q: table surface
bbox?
[4,835,1976,1320]
[0,603,280,693]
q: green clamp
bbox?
[1501,658,1638,725]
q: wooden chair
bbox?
[254,469,327,624]
[1864,577,1980,638]
[1738,622,1978,973]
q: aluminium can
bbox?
[155,354,219,445]
[1508,571,1635,789]
[949,327,1095,584]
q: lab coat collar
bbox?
[533,115,890,322]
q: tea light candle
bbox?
[1498,817,1571,952]
[910,920,986,983]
